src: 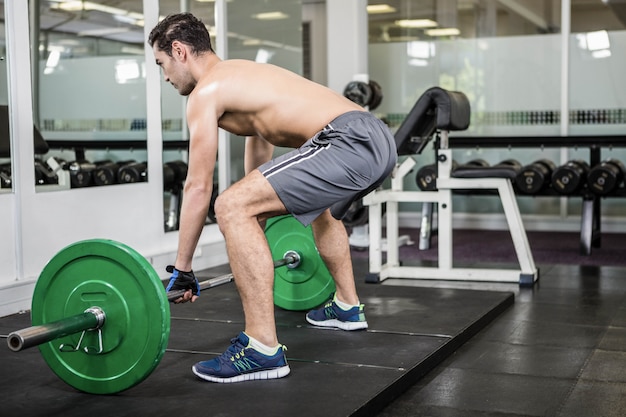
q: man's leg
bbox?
[213,170,287,347]
[311,209,359,306]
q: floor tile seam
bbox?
[165,347,409,371]
[461,337,601,352]
[482,316,615,330]
[442,365,590,381]
[506,304,626,320]
[553,323,608,417]
[519,291,626,303]
[591,346,626,354]
[521,284,626,291]
[576,377,626,386]
[438,340,596,378]
[453,337,596,352]
[169,317,457,339]
[398,403,544,417]
[430,364,580,384]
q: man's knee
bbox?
[213,186,259,231]
[213,191,238,227]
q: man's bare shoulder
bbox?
[192,59,311,106]
[193,60,283,93]
[213,59,296,79]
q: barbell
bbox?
[5,214,335,394]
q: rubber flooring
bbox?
[0,259,513,417]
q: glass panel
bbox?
[160,1,217,145]
[35,0,147,191]
[569,1,626,136]
[569,0,626,216]
[227,0,303,183]
[158,2,217,232]
[157,0,302,232]
[0,0,11,193]
[368,1,564,215]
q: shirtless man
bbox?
[149,13,397,383]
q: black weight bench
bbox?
[364,87,538,286]
[0,105,71,191]
[0,105,49,158]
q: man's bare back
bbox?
[189,58,364,148]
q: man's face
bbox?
[153,45,195,96]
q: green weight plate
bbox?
[31,239,170,394]
[265,215,335,311]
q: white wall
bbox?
[0,195,19,314]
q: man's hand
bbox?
[166,265,200,303]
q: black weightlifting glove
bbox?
[165,265,200,298]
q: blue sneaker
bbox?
[306,296,368,330]
[192,332,290,383]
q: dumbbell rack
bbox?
[447,135,626,255]
[364,131,539,286]
[36,156,71,192]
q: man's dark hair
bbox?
[148,12,214,56]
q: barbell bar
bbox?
[165,250,300,302]
[7,307,105,352]
[5,214,335,394]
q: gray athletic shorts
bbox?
[258,111,397,226]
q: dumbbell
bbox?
[93,160,135,186]
[415,163,438,191]
[163,164,176,190]
[494,158,523,172]
[0,162,11,188]
[515,159,557,194]
[416,160,459,191]
[207,183,219,224]
[118,161,148,183]
[343,80,384,111]
[368,80,384,110]
[462,159,490,168]
[452,158,490,171]
[163,160,188,191]
[67,160,96,188]
[342,199,369,227]
[551,159,590,195]
[587,158,625,195]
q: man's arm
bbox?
[174,95,220,272]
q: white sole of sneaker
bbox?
[306,316,368,331]
[192,365,291,383]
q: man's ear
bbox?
[171,40,187,61]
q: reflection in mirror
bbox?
[160,1,217,232]
[157,1,302,232]
[227,0,303,182]
[0,0,11,193]
[32,0,147,192]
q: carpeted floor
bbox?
[350,228,626,268]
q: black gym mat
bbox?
[0,262,513,417]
